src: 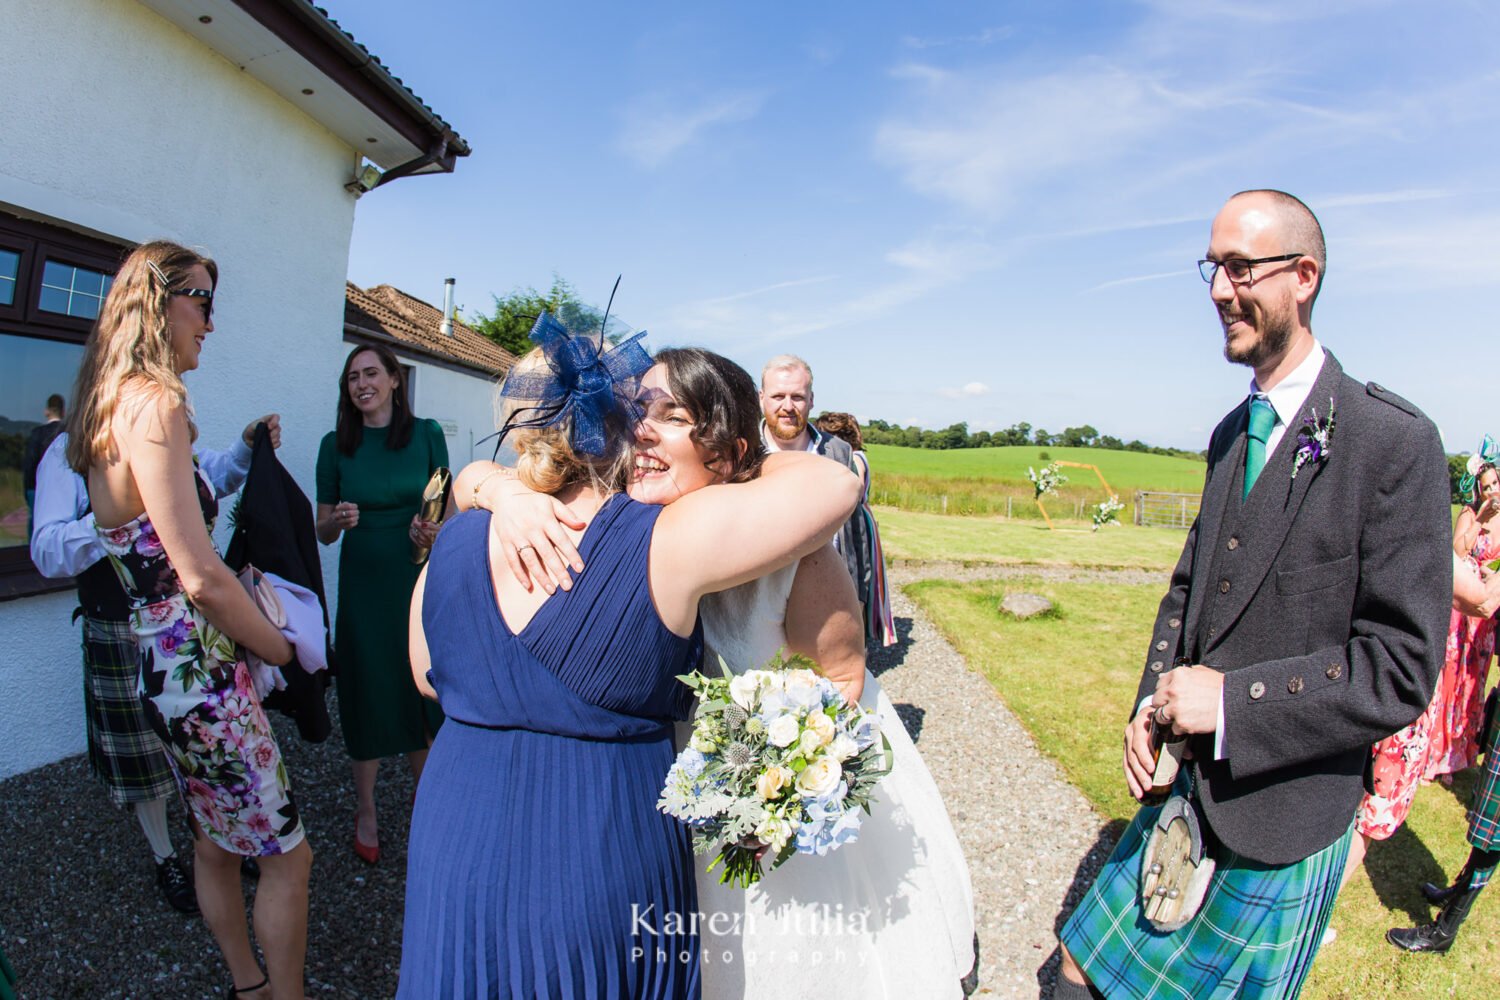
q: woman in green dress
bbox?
[316,344,447,864]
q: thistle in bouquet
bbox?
[658,651,893,888]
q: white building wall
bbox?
[0,0,360,778]
[406,359,504,470]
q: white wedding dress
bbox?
[691,562,976,999]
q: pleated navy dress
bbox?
[399,498,702,999]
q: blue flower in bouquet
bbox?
[660,749,726,823]
[795,793,864,856]
[677,747,708,779]
[851,711,882,751]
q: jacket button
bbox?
[1168,618,1181,629]
[1326,663,1342,680]
[1288,676,1305,694]
[1227,537,1239,551]
[1150,661,1164,673]
[1219,580,1231,594]
[1155,640,1169,652]
[1249,681,1266,700]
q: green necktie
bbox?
[1244,396,1276,498]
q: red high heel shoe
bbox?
[354,822,380,865]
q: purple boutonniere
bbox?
[1292,396,1335,480]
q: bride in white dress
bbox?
[459,347,976,998]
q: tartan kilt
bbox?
[1467,707,1500,851]
[81,614,177,806]
[1060,798,1351,1000]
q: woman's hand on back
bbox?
[455,459,585,593]
[488,486,585,594]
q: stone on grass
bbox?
[999,592,1054,619]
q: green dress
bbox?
[0,937,16,1000]
[317,418,447,760]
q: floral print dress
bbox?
[1359,529,1500,839]
[97,464,303,856]
[1427,530,1500,779]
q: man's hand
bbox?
[243,413,281,449]
[1151,665,1223,735]
[1123,706,1156,801]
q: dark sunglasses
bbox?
[171,287,214,321]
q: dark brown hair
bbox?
[655,347,766,484]
[815,411,864,452]
[335,343,415,456]
[1470,462,1498,512]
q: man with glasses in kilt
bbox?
[1053,190,1451,999]
[30,415,277,913]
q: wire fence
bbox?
[1133,490,1200,528]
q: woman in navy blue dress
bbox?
[398,321,861,999]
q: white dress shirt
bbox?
[1249,340,1326,460]
[30,432,253,579]
[759,420,824,455]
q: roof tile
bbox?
[345,282,515,377]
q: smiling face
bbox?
[1206,194,1312,373]
[167,264,215,374]
[761,365,813,444]
[344,349,398,425]
[627,363,727,505]
[1481,467,1500,504]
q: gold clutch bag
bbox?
[410,467,452,565]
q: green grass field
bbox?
[907,574,1498,999]
[876,506,1185,570]
[864,444,1205,520]
[867,444,1207,491]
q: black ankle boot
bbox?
[1418,849,1497,906]
[1419,878,1460,905]
[1387,883,1484,953]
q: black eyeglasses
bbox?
[171,287,213,321]
[1197,253,1304,285]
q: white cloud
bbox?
[939,382,991,399]
[872,6,1494,224]
[617,91,767,168]
[1137,0,1396,24]
[874,64,1203,217]
[901,26,1014,50]
[1088,269,1191,292]
[1315,188,1462,210]
[667,229,1003,348]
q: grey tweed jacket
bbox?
[1133,351,1452,865]
[811,430,866,595]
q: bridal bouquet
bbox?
[658,652,892,888]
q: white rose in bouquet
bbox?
[766,714,801,748]
[795,755,843,797]
[755,813,792,852]
[805,711,835,747]
[798,729,823,756]
[755,766,790,800]
[729,673,761,710]
[828,733,859,762]
[783,671,823,710]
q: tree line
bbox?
[860,420,1204,460]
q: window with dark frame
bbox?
[0,209,128,601]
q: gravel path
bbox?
[876,565,1116,999]
[0,561,1121,999]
